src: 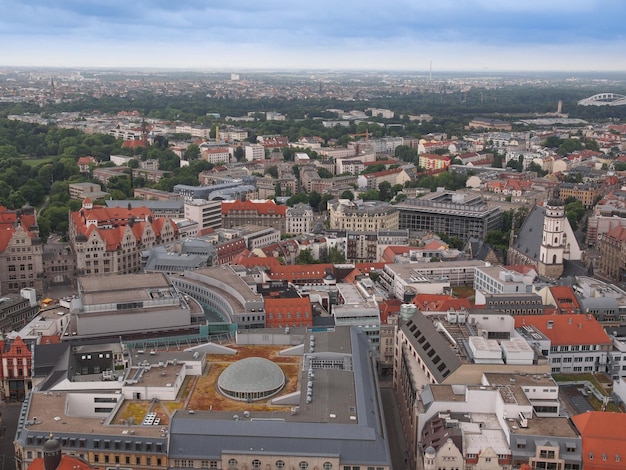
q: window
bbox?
[252,460,262,469]
[299,462,309,470]
[323,463,333,470]
[229,459,238,468]
[276,461,285,469]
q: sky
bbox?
[1,0,625,72]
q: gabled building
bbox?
[76,156,97,174]
[571,411,626,470]
[69,200,179,276]
[0,205,44,294]
[0,335,33,401]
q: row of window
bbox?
[551,345,594,352]
[268,312,309,320]
[93,453,162,466]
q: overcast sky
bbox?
[1,0,625,71]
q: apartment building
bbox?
[328,199,399,231]
[285,203,314,234]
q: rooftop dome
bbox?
[43,435,61,453]
[217,357,285,402]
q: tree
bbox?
[308,191,321,211]
[0,145,19,159]
[378,181,392,201]
[317,167,333,179]
[325,246,346,264]
[275,182,282,197]
[319,193,335,212]
[565,200,585,231]
[492,153,503,168]
[394,145,417,162]
[527,162,547,176]
[340,190,355,201]
[234,146,245,162]
[184,144,200,161]
[361,189,380,201]
[297,249,316,264]
[287,192,309,206]
[265,166,279,178]
[40,205,71,236]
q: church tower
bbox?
[538,188,566,278]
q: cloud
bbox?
[0,0,625,70]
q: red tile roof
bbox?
[268,264,334,282]
[572,411,626,469]
[0,206,37,252]
[221,199,287,216]
[548,286,581,313]
[121,140,146,148]
[379,298,403,323]
[354,262,386,272]
[412,294,471,312]
[514,315,611,346]
[70,205,177,251]
[264,297,313,328]
[28,455,95,470]
[382,246,412,263]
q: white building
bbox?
[184,199,222,232]
[286,203,314,234]
[109,154,135,166]
[244,143,265,161]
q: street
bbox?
[380,379,411,470]
[0,402,21,470]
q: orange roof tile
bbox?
[354,262,386,272]
[264,297,312,315]
[412,294,471,312]
[234,256,282,269]
[268,263,333,281]
[382,245,411,263]
[572,411,626,469]
[513,315,611,346]
[221,199,287,216]
[548,286,581,312]
[28,455,95,470]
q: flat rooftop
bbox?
[79,273,171,304]
[23,392,164,438]
[506,416,579,437]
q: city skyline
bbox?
[1,0,625,73]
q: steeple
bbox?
[538,186,566,278]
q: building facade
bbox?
[0,206,44,295]
[221,200,287,232]
[69,200,179,276]
[329,199,399,231]
[396,192,502,242]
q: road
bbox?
[0,402,21,470]
[380,380,411,470]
